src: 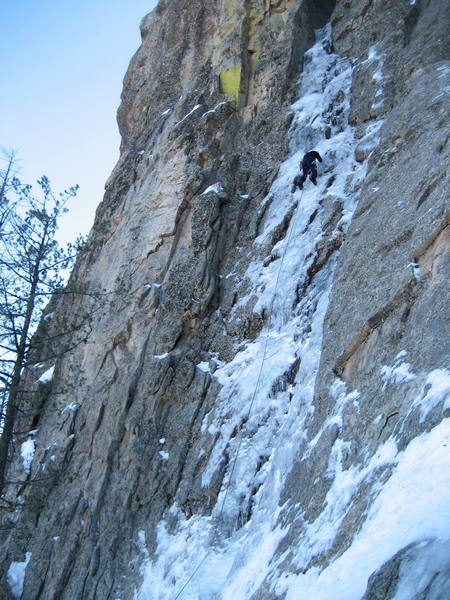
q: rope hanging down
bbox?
[173,190,304,600]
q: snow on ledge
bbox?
[201,183,224,196]
[61,402,77,415]
[37,365,55,385]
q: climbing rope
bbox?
[172,189,304,600]
[218,189,304,514]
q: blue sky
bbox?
[1,0,158,244]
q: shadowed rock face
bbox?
[1,0,449,599]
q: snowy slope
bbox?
[134,26,450,600]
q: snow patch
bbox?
[37,365,54,385]
[20,439,35,473]
[409,368,450,423]
[7,553,31,599]
[61,402,77,414]
[381,358,416,388]
[407,260,421,280]
[201,183,224,196]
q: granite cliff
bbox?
[1,1,449,599]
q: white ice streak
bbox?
[174,104,202,127]
[61,402,77,414]
[20,439,35,473]
[201,329,298,489]
[201,101,228,117]
[134,26,389,600]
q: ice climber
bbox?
[291,150,323,192]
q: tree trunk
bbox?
[0,223,48,497]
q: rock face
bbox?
[1,1,449,599]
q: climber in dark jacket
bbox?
[291,150,323,192]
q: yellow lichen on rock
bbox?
[213,0,294,109]
[219,66,242,103]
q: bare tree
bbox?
[0,172,81,496]
[0,150,21,232]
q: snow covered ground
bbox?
[134,26,450,600]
